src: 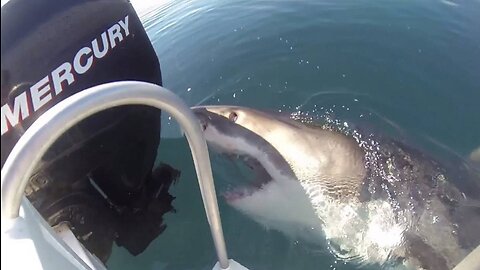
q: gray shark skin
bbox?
[192,105,480,270]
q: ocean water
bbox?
[107,0,480,269]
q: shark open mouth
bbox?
[221,153,273,202]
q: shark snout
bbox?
[192,107,210,131]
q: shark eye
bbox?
[228,112,238,122]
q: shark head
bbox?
[192,105,366,190]
[192,105,367,241]
[192,105,300,180]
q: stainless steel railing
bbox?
[1,81,230,269]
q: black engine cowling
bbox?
[1,0,178,262]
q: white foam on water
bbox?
[303,182,410,265]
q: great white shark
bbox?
[192,105,480,270]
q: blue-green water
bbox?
[108,0,480,269]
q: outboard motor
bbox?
[1,0,178,263]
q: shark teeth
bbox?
[220,152,273,202]
[223,187,257,202]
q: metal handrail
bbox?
[453,245,480,270]
[1,81,230,269]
